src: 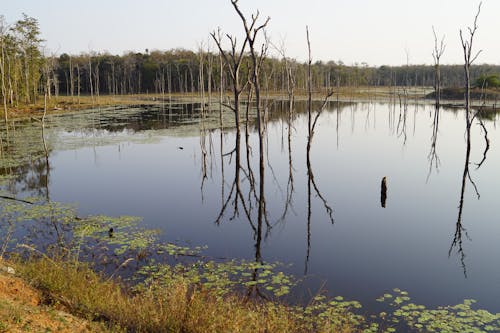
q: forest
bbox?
[1,13,500,110]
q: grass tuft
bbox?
[13,256,357,333]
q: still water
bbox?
[7,101,500,312]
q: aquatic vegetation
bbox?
[136,259,296,299]
[375,289,500,332]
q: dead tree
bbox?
[210,27,248,131]
[231,0,270,136]
[306,26,333,150]
[432,26,446,108]
[450,2,484,277]
[230,1,270,251]
[88,53,94,105]
[427,27,446,177]
[76,63,81,105]
[69,55,74,101]
[211,28,251,225]
[207,42,213,113]
[198,42,205,113]
[216,28,225,127]
[0,18,8,123]
[460,2,482,127]
[93,58,100,102]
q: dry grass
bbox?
[0,267,110,332]
[7,257,359,333]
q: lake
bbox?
[2,99,500,313]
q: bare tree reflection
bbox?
[427,105,441,179]
[449,126,473,277]
[279,88,296,223]
[199,111,208,197]
[214,126,252,228]
[450,8,490,276]
[42,94,64,247]
[396,102,408,145]
[474,115,490,170]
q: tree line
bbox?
[1,13,500,109]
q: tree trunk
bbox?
[207,51,212,112]
[69,56,74,100]
[76,63,81,105]
[88,56,94,105]
[0,35,7,123]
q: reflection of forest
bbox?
[60,103,207,133]
[0,120,51,199]
[0,100,359,201]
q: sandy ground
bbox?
[0,263,108,333]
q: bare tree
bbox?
[450,1,484,277]
[69,55,74,101]
[76,62,81,105]
[88,53,94,105]
[0,16,8,123]
[460,2,482,127]
[432,26,446,108]
[93,57,100,102]
[216,28,225,127]
[231,0,269,132]
[427,27,446,177]
[210,27,248,131]
[306,26,333,150]
[198,42,205,113]
[211,26,251,225]
[206,42,213,113]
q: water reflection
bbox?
[306,93,336,275]
[448,104,491,277]
[0,120,50,199]
[211,92,339,293]
[3,100,500,310]
[427,106,441,178]
[279,96,295,223]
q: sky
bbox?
[2,0,499,66]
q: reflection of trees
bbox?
[304,96,335,274]
[279,92,296,222]
[0,120,50,199]
[427,105,441,178]
[304,35,335,273]
[63,103,206,134]
[214,126,251,225]
[0,118,67,257]
[449,101,490,277]
[450,128,473,277]
[396,102,408,144]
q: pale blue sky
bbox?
[3,0,498,66]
